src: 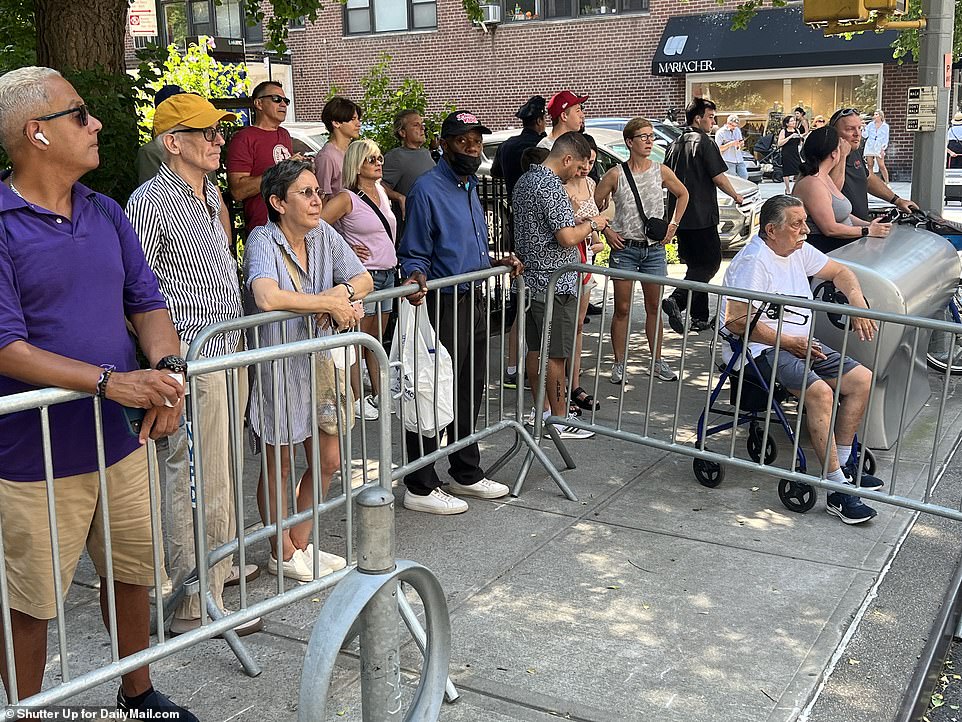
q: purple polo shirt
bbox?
[0,177,167,481]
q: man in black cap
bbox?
[398,110,523,515]
[492,95,547,206]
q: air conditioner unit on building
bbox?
[480,4,503,24]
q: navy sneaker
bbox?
[118,686,199,721]
[503,371,518,389]
[826,492,877,525]
[842,463,884,490]
[661,297,686,335]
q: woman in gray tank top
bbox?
[792,126,890,255]
[595,117,689,384]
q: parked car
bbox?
[585,118,764,184]
[480,127,760,251]
[282,122,329,156]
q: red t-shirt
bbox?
[225,125,293,231]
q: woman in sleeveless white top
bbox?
[791,126,890,255]
[594,120,689,384]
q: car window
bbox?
[483,142,502,163]
[291,138,312,156]
[595,149,623,177]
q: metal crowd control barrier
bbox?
[0,333,448,719]
[524,262,962,522]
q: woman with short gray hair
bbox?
[244,158,372,582]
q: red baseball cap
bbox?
[546,90,588,119]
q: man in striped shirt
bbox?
[127,95,261,637]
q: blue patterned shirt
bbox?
[512,164,579,296]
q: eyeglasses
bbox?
[829,108,860,125]
[257,94,291,105]
[33,104,89,126]
[171,126,224,142]
[365,155,384,165]
[629,133,655,141]
[290,186,322,199]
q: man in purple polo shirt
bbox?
[0,67,195,719]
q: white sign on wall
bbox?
[128,0,158,37]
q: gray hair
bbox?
[758,195,803,238]
[262,159,315,223]
[0,66,62,153]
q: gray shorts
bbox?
[756,343,861,392]
[526,294,578,359]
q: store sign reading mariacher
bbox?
[656,60,716,74]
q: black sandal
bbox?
[572,386,600,411]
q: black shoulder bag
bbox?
[620,162,669,243]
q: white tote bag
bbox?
[390,300,455,438]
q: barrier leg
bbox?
[397,584,461,703]
[205,593,261,677]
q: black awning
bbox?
[652,7,899,76]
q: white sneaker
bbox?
[448,477,510,499]
[610,362,626,384]
[652,359,678,382]
[403,488,469,515]
[525,407,550,427]
[170,611,263,637]
[354,395,379,421]
[268,547,331,582]
[553,419,595,439]
[305,543,347,572]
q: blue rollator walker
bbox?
[692,302,876,513]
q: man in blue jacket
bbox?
[398,111,522,515]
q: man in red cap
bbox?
[538,90,588,150]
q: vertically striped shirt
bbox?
[126,163,243,357]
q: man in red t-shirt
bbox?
[226,81,294,234]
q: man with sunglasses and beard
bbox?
[127,94,262,640]
[828,107,918,221]
[227,80,296,234]
[0,66,194,718]
[398,111,523,515]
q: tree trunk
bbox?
[35,0,129,74]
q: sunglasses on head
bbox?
[829,108,859,125]
[171,125,224,143]
[258,94,291,105]
[33,103,89,126]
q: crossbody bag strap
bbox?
[620,161,650,226]
[279,246,304,294]
[355,189,394,242]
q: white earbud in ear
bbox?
[34,131,50,146]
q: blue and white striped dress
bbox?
[244,220,367,446]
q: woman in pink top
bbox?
[321,139,398,420]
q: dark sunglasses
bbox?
[171,126,224,143]
[365,155,384,165]
[829,108,859,126]
[257,94,291,105]
[33,103,89,126]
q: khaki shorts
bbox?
[526,293,578,359]
[0,446,160,619]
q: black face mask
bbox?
[447,150,482,176]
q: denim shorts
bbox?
[609,242,668,277]
[365,269,396,315]
[755,342,861,392]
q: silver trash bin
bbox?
[811,226,961,449]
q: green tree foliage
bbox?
[346,53,453,154]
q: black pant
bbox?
[404,290,487,495]
[669,225,722,322]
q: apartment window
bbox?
[504,0,648,22]
[344,0,438,34]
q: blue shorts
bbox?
[365,269,396,315]
[609,243,668,277]
[755,343,861,392]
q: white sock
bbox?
[827,467,849,485]
[543,409,551,420]
[836,444,853,466]
[507,365,517,375]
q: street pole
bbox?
[911,0,954,211]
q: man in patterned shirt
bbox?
[513,132,607,439]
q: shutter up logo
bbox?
[664,35,688,56]
[657,34,715,73]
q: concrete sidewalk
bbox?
[27,267,962,722]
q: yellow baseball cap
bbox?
[153,94,237,137]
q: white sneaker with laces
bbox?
[305,543,347,571]
[652,359,678,382]
[610,362,626,384]
[448,477,510,499]
[552,417,595,440]
[355,395,379,421]
[268,547,330,582]
[403,488,469,515]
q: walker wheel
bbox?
[747,424,778,465]
[778,479,817,513]
[693,458,725,488]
